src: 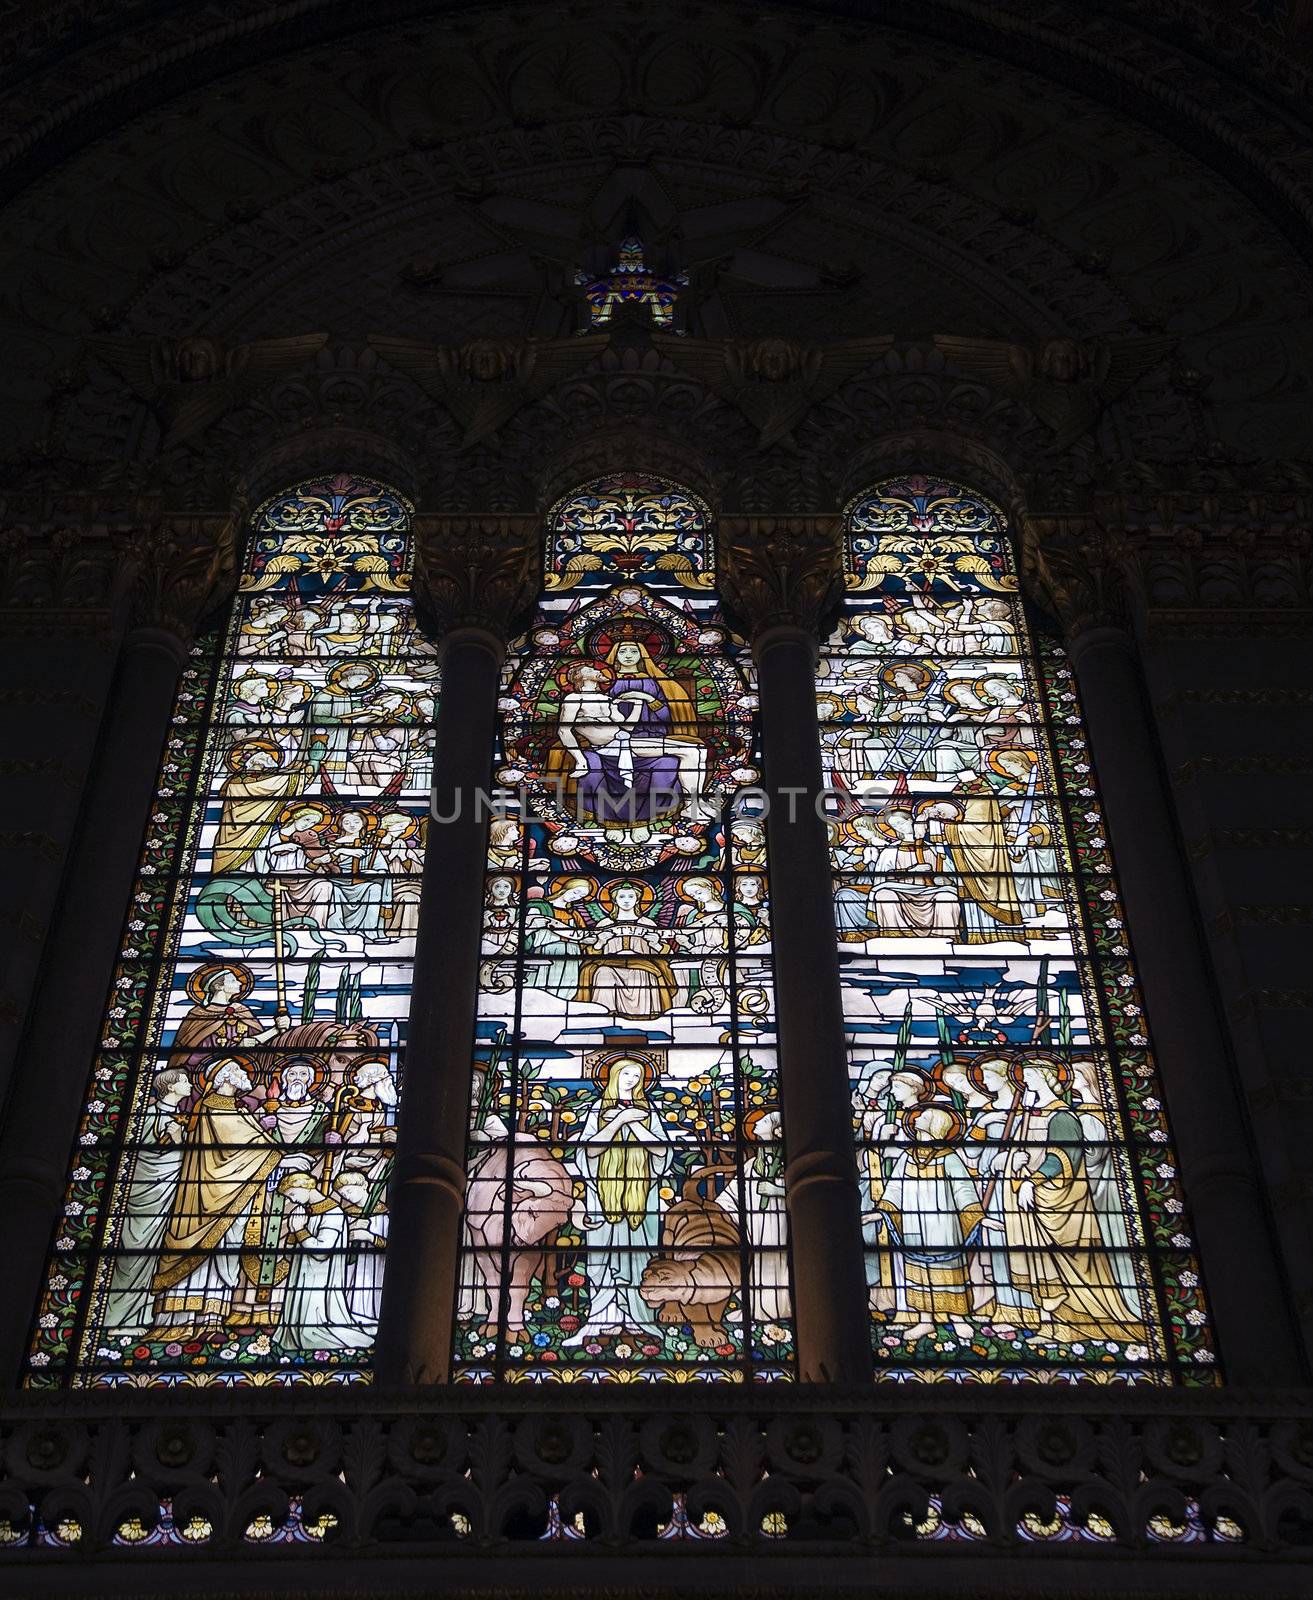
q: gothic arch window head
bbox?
[827,474,1215,1384]
[453,473,794,1383]
[28,474,432,1387]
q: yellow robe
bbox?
[1002,1106,1146,1343]
[213,767,309,873]
[150,1092,281,1298]
[943,792,1024,938]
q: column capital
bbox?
[412,513,540,642]
[1019,511,1141,642]
[123,512,241,645]
[717,513,845,640]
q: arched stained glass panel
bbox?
[28,474,434,1387]
[453,475,793,1383]
[823,475,1215,1384]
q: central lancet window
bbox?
[453,474,794,1382]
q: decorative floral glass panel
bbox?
[825,475,1215,1383]
[28,474,433,1387]
[454,475,793,1382]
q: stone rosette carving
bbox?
[412,513,540,642]
[717,514,845,641]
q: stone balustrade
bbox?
[1,1387,1311,1591]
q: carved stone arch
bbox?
[226,423,424,519]
[532,426,725,523]
[17,0,1311,472]
[835,428,1029,525]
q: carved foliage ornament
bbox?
[125,514,242,639]
[1020,514,1139,637]
[412,514,540,640]
[717,514,845,639]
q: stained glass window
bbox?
[28,474,433,1387]
[574,236,688,328]
[824,475,1215,1384]
[453,474,793,1383]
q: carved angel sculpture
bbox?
[932,334,1176,449]
[369,333,609,447]
[85,334,329,449]
[649,332,894,447]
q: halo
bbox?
[198,1051,258,1092]
[972,674,1017,704]
[675,875,723,904]
[963,1052,1013,1093]
[548,873,597,898]
[901,1102,967,1142]
[590,1051,660,1094]
[873,802,919,838]
[278,799,329,828]
[880,661,933,693]
[742,1105,778,1140]
[942,679,981,711]
[1006,1052,1073,1091]
[378,810,418,838]
[597,877,656,915]
[890,1064,934,1097]
[335,805,380,832]
[326,660,381,693]
[988,747,1038,779]
[227,736,282,772]
[186,962,253,1005]
[276,1056,328,1096]
[914,797,963,821]
[555,658,613,690]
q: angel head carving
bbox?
[168,337,224,383]
[742,338,806,382]
[1035,338,1091,384]
[457,339,520,383]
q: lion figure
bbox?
[639,1170,741,1348]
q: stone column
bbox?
[374,516,537,1387]
[0,518,236,1384]
[720,516,873,1384]
[1024,514,1303,1386]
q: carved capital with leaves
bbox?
[1020,513,1140,639]
[717,514,845,640]
[123,512,240,642]
[412,514,540,642]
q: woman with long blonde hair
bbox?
[564,1055,675,1344]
